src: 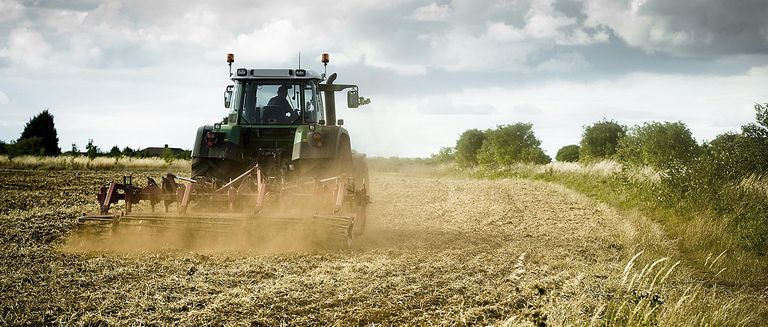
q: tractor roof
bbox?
[231,68,323,80]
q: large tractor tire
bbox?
[351,154,369,237]
[328,137,353,179]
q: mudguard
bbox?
[292,125,349,160]
[191,125,240,161]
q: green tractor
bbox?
[79,53,372,245]
[191,54,370,190]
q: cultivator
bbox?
[78,164,369,246]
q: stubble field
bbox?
[0,168,763,325]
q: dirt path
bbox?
[1,170,664,325]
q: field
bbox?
[0,167,765,325]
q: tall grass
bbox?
[470,160,768,289]
[598,251,758,326]
[0,155,190,171]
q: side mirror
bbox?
[347,90,359,108]
[224,85,233,108]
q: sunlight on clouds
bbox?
[0,28,50,68]
[232,19,328,64]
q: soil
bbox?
[0,168,676,325]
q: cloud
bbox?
[0,90,9,105]
[409,3,452,21]
[0,0,24,22]
[0,28,51,68]
[354,66,768,156]
[535,52,590,72]
[583,0,768,55]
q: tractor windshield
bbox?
[231,80,323,125]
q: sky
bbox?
[0,0,767,158]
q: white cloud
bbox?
[486,21,526,43]
[0,28,51,68]
[535,52,590,72]
[0,0,24,22]
[352,67,768,157]
[524,0,576,40]
[231,19,328,64]
[409,3,452,21]
[430,29,533,72]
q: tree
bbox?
[476,123,551,166]
[0,140,7,155]
[162,145,174,163]
[579,120,626,161]
[108,146,122,157]
[86,139,99,159]
[70,143,79,154]
[616,121,699,170]
[555,144,580,162]
[18,110,61,156]
[6,137,43,158]
[699,104,768,180]
[455,129,486,167]
[430,146,455,164]
[122,146,135,157]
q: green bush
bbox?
[430,146,455,164]
[476,123,551,166]
[455,129,485,168]
[6,137,43,158]
[579,120,626,161]
[555,144,580,162]
[617,121,699,170]
[86,139,100,160]
[655,105,768,253]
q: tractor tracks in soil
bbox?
[1,169,673,325]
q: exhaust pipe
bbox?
[324,73,337,126]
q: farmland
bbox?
[0,167,764,325]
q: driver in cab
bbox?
[265,85,299,123]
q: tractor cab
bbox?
[224,69,325,126]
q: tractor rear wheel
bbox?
[351,155,369,236]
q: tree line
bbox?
[433,103,768,252]
[0,110,191,161]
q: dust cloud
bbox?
[61,190,355,254]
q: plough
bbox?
[78,164,370,246]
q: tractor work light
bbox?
[236,68,247,76]
[295,69,306,76]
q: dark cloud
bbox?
[584,0,768,56]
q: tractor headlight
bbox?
[236,68,247,76]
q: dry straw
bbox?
[0,155,190,171]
